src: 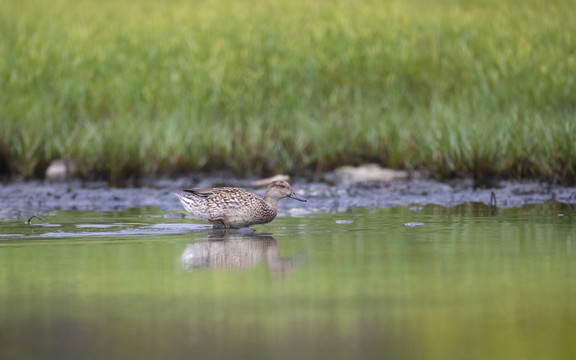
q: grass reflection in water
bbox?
[0,204,574,360]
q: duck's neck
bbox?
[263,195,280,209]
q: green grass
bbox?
[1,0,575,184]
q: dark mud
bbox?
[1,175,575,219]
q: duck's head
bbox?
[266,180,307,202]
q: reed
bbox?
[1,0,575,183]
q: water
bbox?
[1,203,575,360]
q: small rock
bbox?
[335,164,408,184]
[46,159,78,179]
[251,174,290,187]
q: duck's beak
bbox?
[289,192,307,202]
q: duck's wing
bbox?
[183,188,217,198]
[182,187,253,199]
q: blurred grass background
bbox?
[1,0,575,184]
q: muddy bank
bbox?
[1,175,575,219]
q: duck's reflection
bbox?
[181,230,303,275]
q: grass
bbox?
[1,0,575,184]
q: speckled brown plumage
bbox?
[174,180,307,228]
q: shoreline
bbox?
[1,175,575,219]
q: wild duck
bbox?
[174,180,306,228]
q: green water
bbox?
[1,204,575,360]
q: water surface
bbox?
[1,203,574,360]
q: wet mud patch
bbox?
[1,177,575,219]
